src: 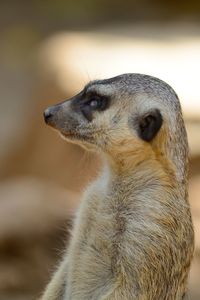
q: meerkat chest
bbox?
[67,174,136,283]
[66,169,120,298]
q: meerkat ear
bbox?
[138,109,163,142]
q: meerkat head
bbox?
[44,74,188,179]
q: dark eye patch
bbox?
[79,92,110,121]
[71,89,110,122]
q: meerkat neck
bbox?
[99,151,187,210]
[105,152,178,189]
[105,150,151,176]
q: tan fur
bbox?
[41,74,194,300]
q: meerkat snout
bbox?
[43,105,62,126]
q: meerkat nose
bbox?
[43,107,54,124]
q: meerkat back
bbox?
[42,73,194,300]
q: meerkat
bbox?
[42,73,194,300]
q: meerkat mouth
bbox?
[59,129,87,142]
[59,130,97,151]
[59,130,77,140]
[46,123,75,138]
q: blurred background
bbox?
[0,0,200,299]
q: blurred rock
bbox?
[0,63,36,178]
[0,177,80,239]
[188,175,200,299]
[189,256,200,300]
[0,177,80,298]
[189,175,200,254]
[187,122,200,158]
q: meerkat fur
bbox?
[42,73,194,300]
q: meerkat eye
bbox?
[87,95,109,111]
[138,109,163,142]
[89,98,101,109]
